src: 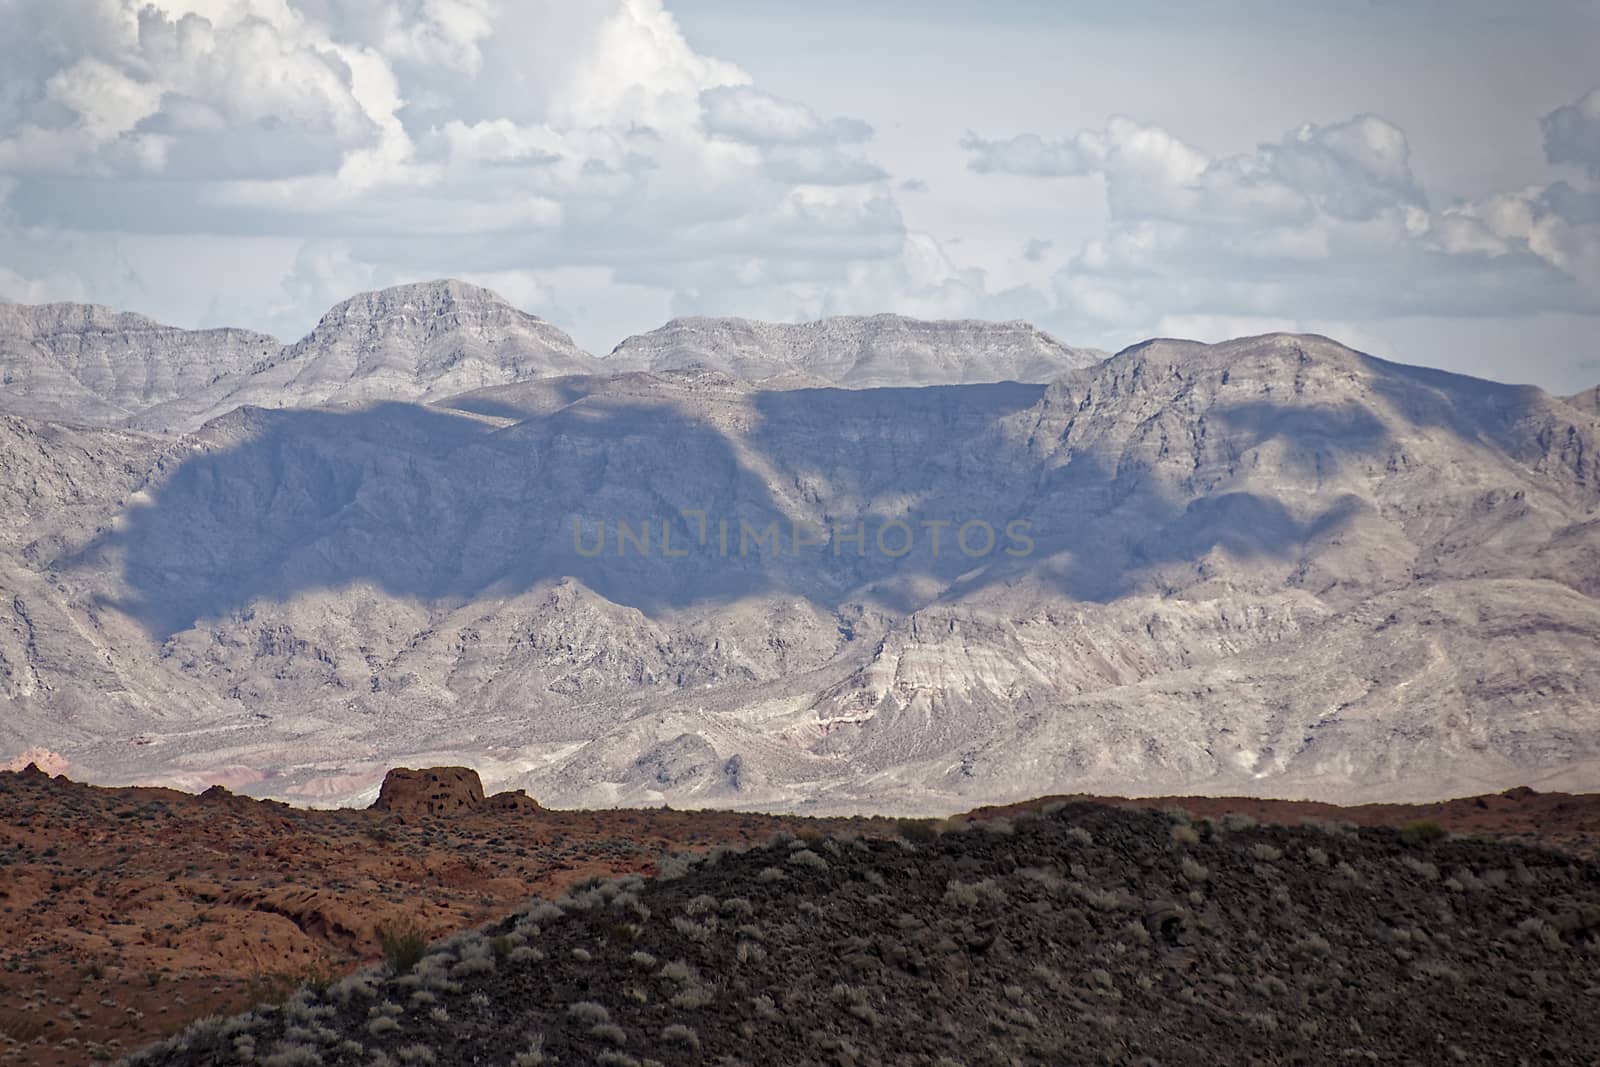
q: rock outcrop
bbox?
[485,788,543,813]
[371,766,486,815]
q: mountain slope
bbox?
[605,313,1103,386]
[0,330,1595,810]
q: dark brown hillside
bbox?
[125,802,1600,1066]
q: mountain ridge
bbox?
[0,282,1114,431]
[0,325,1595,811]
[605,311,1104,386]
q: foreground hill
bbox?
[604,313,1103,386]
[5,765,1597,1067]
[123,799,1600,1067]
[0,332,1596,808]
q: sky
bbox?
[1,1,1599,392]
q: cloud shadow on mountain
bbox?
[75,369,1457,638]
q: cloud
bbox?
[700,86,872,146]
[963,105,1599,338]
[2,3,1596,394]
[1542,85,1600,176]
[960,129,1107,178]
[0,0,914,340]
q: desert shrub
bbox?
[660,1024,700,1050]
[1400,820,1447,846]
[788,848,829,871]
[450,938,494,978]
[895,818,940,844]
[376,922,429,976]
[671,986,715,1010]
[590,1023,627,1046]
[1292,934,1331,957]
[259,1044,323,1067]
[1251,844,1283,862]
[512,1037,547,1067]
[525,902,565,924]
[1252,975,1288,998]
[567,1001,611,1025]
[1169,824,1200,847]
[682,894,718,916]
[1071,884,1132,912]
[671,916,713,943]
[1402,856,1440,881]
[1180,857,1209,883]
[654,853,695,880]
[1412,959,1463,983]
[944,878,1009,909]
[659,960,695,983]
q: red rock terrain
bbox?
[0,767,885,1067]
[2,765,1597,1067]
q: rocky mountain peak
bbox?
[302,279,528,331]
[158,281,600,423]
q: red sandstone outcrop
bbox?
[371,766,486,815]
[486,787,543,813]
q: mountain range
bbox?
[0,282,1102,432]
[0,280,1596,812]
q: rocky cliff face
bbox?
[0,328,1595,812]
[0,302,279,425]
[604,313,1103,386]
